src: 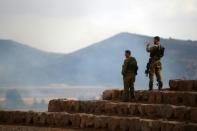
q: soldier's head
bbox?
[154,36,160,45]
[125,50,131,58]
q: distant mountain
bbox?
[0,40,63,85]
[0,33,197,89]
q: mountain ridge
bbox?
[0,32,197,88]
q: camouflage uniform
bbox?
[146,44,163,90]
[122,57,138,101]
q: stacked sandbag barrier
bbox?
[0,80,197,131]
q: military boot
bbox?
[157,81,163,90]
[149,80,153,91]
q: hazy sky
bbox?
[0,0,197,53]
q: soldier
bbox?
[146,36,165,90]
[122,50,138,102]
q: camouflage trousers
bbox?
[123,74,135,101]
[148,60,163,90]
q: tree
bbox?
[3,89,26,109]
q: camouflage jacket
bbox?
[146,44,162,61]
[122,57,138,76]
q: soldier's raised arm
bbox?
[146,44,153,52]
